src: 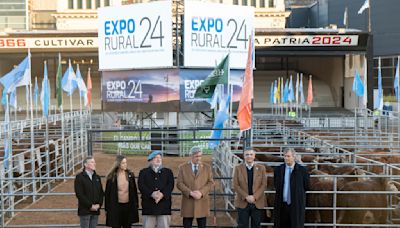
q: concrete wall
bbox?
[298,56,343,107]
[344,54,366,109]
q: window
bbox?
[96,0,101,8]
[104,0,110,6]
[268,0,275,8]
[251,0,256,6]
[68,0,74,9]
[233,0,238,4]
[242,0,247,6]
[86,0,92,9]
[77,0,83,9]
[260,0,265,7]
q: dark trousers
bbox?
[280,202,292,228]
[113,203,130,228]
[237,203,262,228]
[183,217,206,228]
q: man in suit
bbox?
[233,148,267,228]
[177,146,214,228]
[274,148,310,228]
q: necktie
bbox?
[284,167,292,205]
[194,165,198,175]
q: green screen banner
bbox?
[102,132,151,154]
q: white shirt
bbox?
[85,170,93,180]
[245,162,254,170]
[191,162,199,173]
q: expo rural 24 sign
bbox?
[98,1,173,70]
[184,1,254,69]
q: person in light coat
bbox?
[177,146,214,228]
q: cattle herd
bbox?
[223,119,400,227]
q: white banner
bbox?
[98,1,173,70]
[255,35,359,47]
[184,1,254,69]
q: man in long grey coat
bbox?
[177,146,214,228]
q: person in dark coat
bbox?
[105,155,139,228]
[274,148,310,228]
[74,156,104,228]
[138,151,175,228]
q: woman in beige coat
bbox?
[177,146,214,228]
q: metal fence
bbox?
[0,111,91,227]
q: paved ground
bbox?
[7,152,235,227]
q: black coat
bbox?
[138,166,174,215]
[74,170,104,216]
[274,163,310,228]
[105,170,139,227]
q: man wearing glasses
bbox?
[177,146,214,228]
[233,148,267,228]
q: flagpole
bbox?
[35,76,38,118]
[5,93,15,213]
[28,49,37,200]
[25,84,29,119]
[57,53,66,177]
[79,85,84,158]
[295,73,299,117]
[368,0,371,32]
[345,6,349,29]
[88,67,92,130]
[68,60,75,174]
[14,88,17,122]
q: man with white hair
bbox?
[177,146,214,228]
[138,151,174,228]
[274,148,310,228]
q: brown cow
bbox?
[306,166,366,227]
[337,177,400,227]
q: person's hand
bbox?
[152,191,162,203]
[190,191,201,200]
[245,195,255,204]
[90,204,100,211]
[155,191,164,204]
[193,190,202,199]
[192,191,202,200]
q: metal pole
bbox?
[368,0,372,33]
[70,94,75,173]
[175,0,179,67]
[45,116,50,192]
[0,172,4,228]
[28,56,37,201]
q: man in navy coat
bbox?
[138,151,174,228]
[274,148,310,228]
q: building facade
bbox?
[0,0,28,30]
[288,0,400,99]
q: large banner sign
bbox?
[180,69,244,111]
[102,69,179,112]
[98,1,173,70]
[184,1,254,69]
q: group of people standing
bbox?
[74,146,309,228]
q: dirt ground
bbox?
[7,152,236,227]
